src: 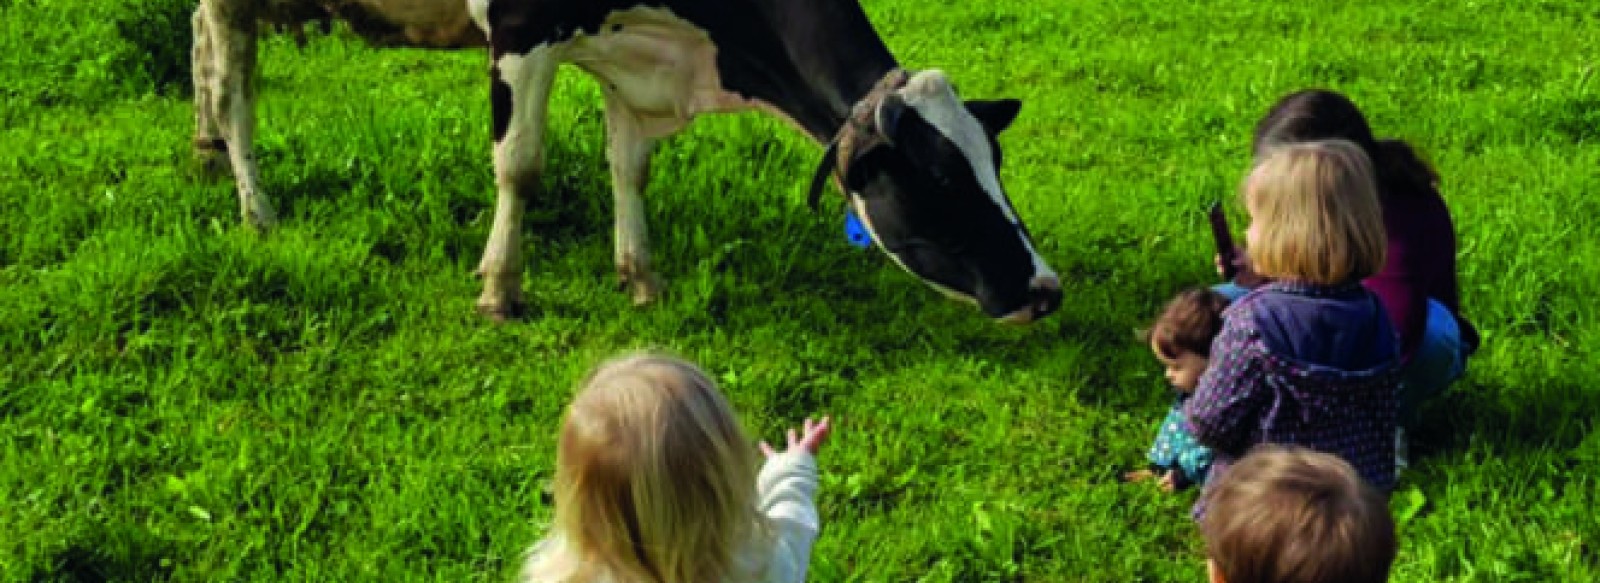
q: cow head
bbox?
[809,69,1060,324]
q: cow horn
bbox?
[805,69,910,212]
[807,139,840,212]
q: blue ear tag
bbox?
[844,209,873,248]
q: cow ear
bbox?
[875,94,908,144]
[966,99,1021,135]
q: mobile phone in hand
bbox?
[1209,202,1239,280]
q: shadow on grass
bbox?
[30,542,174,583]
[1410,376,1599,465]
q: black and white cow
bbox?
[192,0,1062,323]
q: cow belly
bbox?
[562,7,765,138]
[260,0,486,48]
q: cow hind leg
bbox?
[200,0,276,229]
[476,46,559,320]
[602,90,662,305]
[191,7,227,176]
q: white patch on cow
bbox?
[196,0,275,229]
[562,6,800,138]
[602,87,662,304]
[895,71,1057,282]
[467,0,491,36]
[477,47,559,314]
[553,5,810,303]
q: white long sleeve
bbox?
[753,451,820,583]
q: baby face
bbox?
[1151,339,1209,393]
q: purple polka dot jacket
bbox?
[1184,280,1402,518]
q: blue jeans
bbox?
[1211,282,1251,303]
[1398,299,1466,424]
[1211,283,1465,424]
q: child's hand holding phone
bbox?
[1209,202,1266,287]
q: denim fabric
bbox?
[1211,281,1251,303]
[1398,299,1465,424]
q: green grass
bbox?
[3,0,1598,580]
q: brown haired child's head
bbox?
[1201,445,1397,583]
[1146,287,1228,391]
[1242,139,1387,286]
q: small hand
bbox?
[761,416,832,458]
[1158,471,1179,493]
[1216,250,1265,287]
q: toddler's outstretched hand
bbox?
[761,416,832,458]
[1158,471,1179,493]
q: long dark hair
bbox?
[1251,89,1438,199]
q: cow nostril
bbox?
[1031,285,1062,317]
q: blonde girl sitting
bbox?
[1124,287,1229,492]
[1185,140,1402,518]
[519,353,832,583]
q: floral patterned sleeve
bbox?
[1184,314,1270,456]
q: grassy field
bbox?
[3,0,1598,580]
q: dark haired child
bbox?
[1221,89,1480,471]
[1125,287,1230,492]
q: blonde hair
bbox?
[1201,445,1397,583]
[1243,140,1387,285]
[521,353,770,583]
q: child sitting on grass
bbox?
[518,353,832,583]
[1125,287,1229,492]
[1200,445,1397,583]
[1246,89,1479,473]
[1186,139,1402,519]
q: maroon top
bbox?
[1364,188,1479,362]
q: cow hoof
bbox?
[623,272,663,306]
[243,205,277,233]
[627,275,659,307]
[194,152,230,179]
[476,298,529,322]
[193,138,230,179]
[475,271,526,321]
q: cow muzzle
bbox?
[998,275,1062,324]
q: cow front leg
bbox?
[191,6,227,176]
[476,46,558,320]
[200,0,275,229]
[602,93,662,305]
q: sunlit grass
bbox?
[2,0,1597,580]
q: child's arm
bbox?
[756,417,829,582]
[757,450,820,582]
[1184,317,1270,455]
